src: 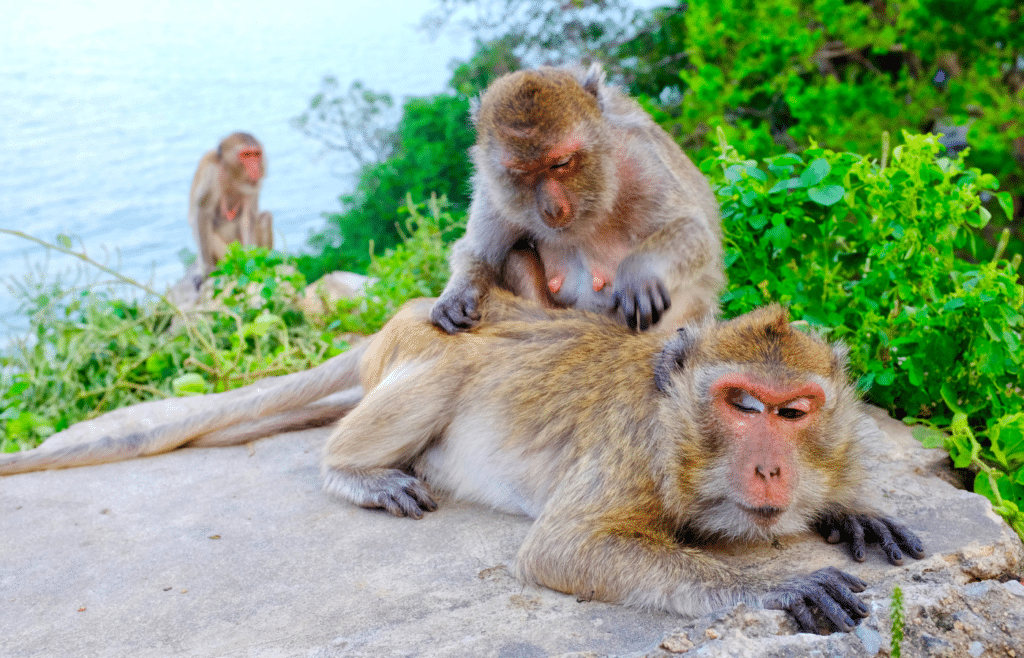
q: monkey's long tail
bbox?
[0,342,369,476]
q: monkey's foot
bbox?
[762,566,869,634]
[323,467,437,519]
[816,511,926,565]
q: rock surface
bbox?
[1,406,1021,657]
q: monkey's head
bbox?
[472,66,617,238]
[654,305,864,542]
[219,132,265,186]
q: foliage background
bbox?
[3,0,1022,535]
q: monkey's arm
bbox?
[321,355,464,517]
[612,205,721,330]
[188,162,220,278]
[432,198,525,333]
[515,494,870,633]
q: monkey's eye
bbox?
[776,407,807,421]
[727,390,765,414]
[550,155,573,170]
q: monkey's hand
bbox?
[323,468,438,519]
[763,566,869,634]
[815,511,926,566]
[611,255,671,331]
[431,284,483,333]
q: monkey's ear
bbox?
[581,63,605,98]
[469,96,482,126]
[655,328,694,392]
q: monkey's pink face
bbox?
[238,148,263,182]
[711,373,825,530]
[500,137,584,230]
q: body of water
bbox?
[0,0,472,339]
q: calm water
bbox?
[0,0,472,339]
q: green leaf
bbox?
[808,184,845,206]
[768,178,801,194]
[912,426,946,449]
[996,191,1014,221]
[172,373,207,396]
[6,381,30,398]
[940,384,964,414]
[799,158,830,187]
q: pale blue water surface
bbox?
[0,0,472,339]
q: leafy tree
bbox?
[296,93,475,281]
[421,0,648,68]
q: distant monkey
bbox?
[323,291,925,633]
[432,64,723,333]
[189,131,274,284]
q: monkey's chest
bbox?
[537,238,632,314]
[414,414,545,518]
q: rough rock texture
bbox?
[1,406,1021,657]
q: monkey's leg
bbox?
[322,360,455,518]
[210,231,232,267]
[256,211,273,249]
[499,245,557,308]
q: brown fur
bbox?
[188,131,274,280]
[432,64,724,334]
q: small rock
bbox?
[855,625,882,655]
[659,632,695,653]
[1002,579,1024,598]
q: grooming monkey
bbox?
[432,64,723,333]
[189,132,274,285]
[323,290,924,633]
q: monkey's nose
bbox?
[755,464,782,480]
[541,205,570,229]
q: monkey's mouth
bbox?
[739,504,785,526]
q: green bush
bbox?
[707,129,1023,536]
[0,195,460,453]
[1,245,345,452]
[322,194,464,335]
[622,0,1022,256]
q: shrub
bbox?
[621,0,1022,256]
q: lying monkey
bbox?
[1,290,922,632]
[320,290,925,633]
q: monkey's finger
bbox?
[846,515,867,562]
[408,483,438,513]
[763,590,817,634]
[882,517,926,560]
[788,599,818,634]
[431,300,479,334]
[832,568,868,593]
[805,584,858,633]
[819,575,870,619]
[612,291,639,331]
[655,280,671,322]
[863,516,904,565]
[635,292,653,331]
